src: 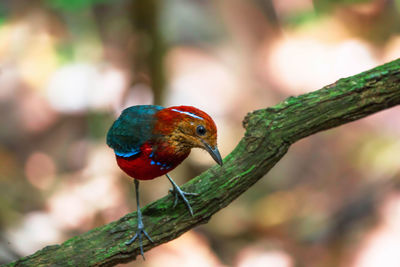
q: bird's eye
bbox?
[196,125,206,136]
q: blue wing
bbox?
[106,105,164,157]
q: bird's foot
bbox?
[169,186,199,216]
[125,222,153,260]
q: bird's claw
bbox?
[125,227,153,260]
[169,187,199,216]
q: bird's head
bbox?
[154,106,223,166]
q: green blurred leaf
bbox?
[396,0,400,11]
[285,10,321,27]
[56,43,75,63]
[0,2,7,27]
[313,0,372,13]
[44,0,109,12]
[88,112,114,140]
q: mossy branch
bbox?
[7,59,400,267]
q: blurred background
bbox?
[1,0,400,266]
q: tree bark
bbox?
[7,58,400,266]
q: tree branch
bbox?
[8,59,400,266]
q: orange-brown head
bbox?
[154,106,222,166]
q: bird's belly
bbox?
[116,153,187,180]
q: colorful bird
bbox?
[106,105,223,259]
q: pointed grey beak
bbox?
[202,140,223,166]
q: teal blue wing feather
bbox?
[106,105,164,157]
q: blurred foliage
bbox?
[284,10,321,27]
[44,0,109,12]
[314,0,372,12]
[0,3,7,26]
[55,43,75,63]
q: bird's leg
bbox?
[125,179,153,260]
[166,173,199,216]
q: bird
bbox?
[106,105,223,259]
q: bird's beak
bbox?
[202,140,223,166]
